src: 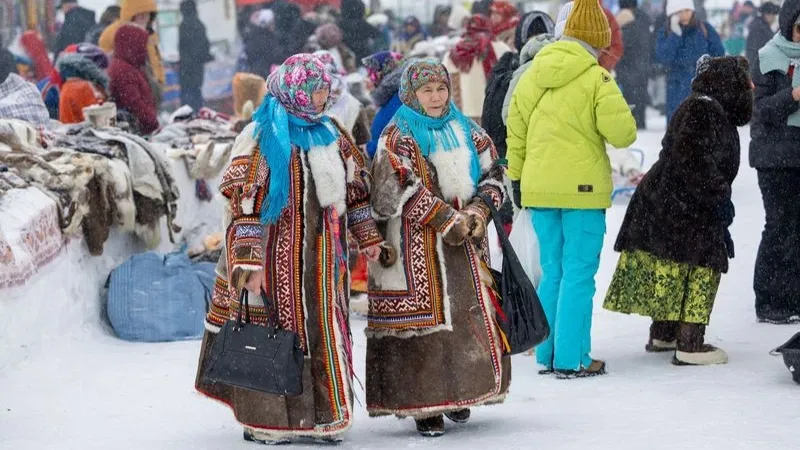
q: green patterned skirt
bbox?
[603,250,721,324]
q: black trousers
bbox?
[754,169,800,319]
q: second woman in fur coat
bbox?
[367,59,509,438]
[604,55,753,365]
[195,54,384,445]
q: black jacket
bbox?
[339,0,382,63]
[482,52,517,160]
[243,25,282,80]
[750,0,800,169]
[179,1,213,89]
[616,9,652,86]
[55,7,96,56]
[616,56,752,273]
[746,16,774,68]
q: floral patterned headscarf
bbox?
[265,53,337,122]
[399,58,452,116]
[254,53,340,224]
[362,51,405,87]
[313,50,347,99]
[393,58,481,185]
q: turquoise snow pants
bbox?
[532,208,606,371]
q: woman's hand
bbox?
[464,210,487,242]
[670,14,682,36]
[362,245,382,262]
[443,212,472,246]
[242,270,265,295]
[792,86,800,102]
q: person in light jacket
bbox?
[506,0,637,378]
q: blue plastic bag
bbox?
[107,250,215,342]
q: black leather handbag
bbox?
[478,193,550,355]
[202,289,304,396]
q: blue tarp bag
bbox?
[107,250,215,342]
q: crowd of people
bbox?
[3,0,800,446]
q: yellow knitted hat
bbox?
[564,0,611,50]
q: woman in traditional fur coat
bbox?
[367,58,510,437]
[604,55,753,366]
[195,54,385,445]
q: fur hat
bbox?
[666,0,695,17]
[692,55,753,126]
[564,0,611,49]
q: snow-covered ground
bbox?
[3,113,800,450]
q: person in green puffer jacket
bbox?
[506,0,637,378]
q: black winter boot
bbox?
[673,322,728,366]
[415,415,445,437]
[646,320,678,353]
[444,408,471,424]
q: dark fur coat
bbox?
[615,56,753,273]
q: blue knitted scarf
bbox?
[252,95,338,224]
[392,101,482,186]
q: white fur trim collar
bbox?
[306,140,347,214]
[426,124,477,204]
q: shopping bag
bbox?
[487,221,503,272]
[478,194,550,355]
[508,209,541,288]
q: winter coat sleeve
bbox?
[332,121,384,249]
[752,55,800,126]
[599,8,624,71]
[505,67,538,181]
[218,128,270,276]
[370,126,460,234]
[595,69,638,149]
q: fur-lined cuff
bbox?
[476,178,505,210]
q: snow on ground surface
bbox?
[3,113,800,450]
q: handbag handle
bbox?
[235,289,280,330]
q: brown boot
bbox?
[673,322,728,366]
[646,320,678,353]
